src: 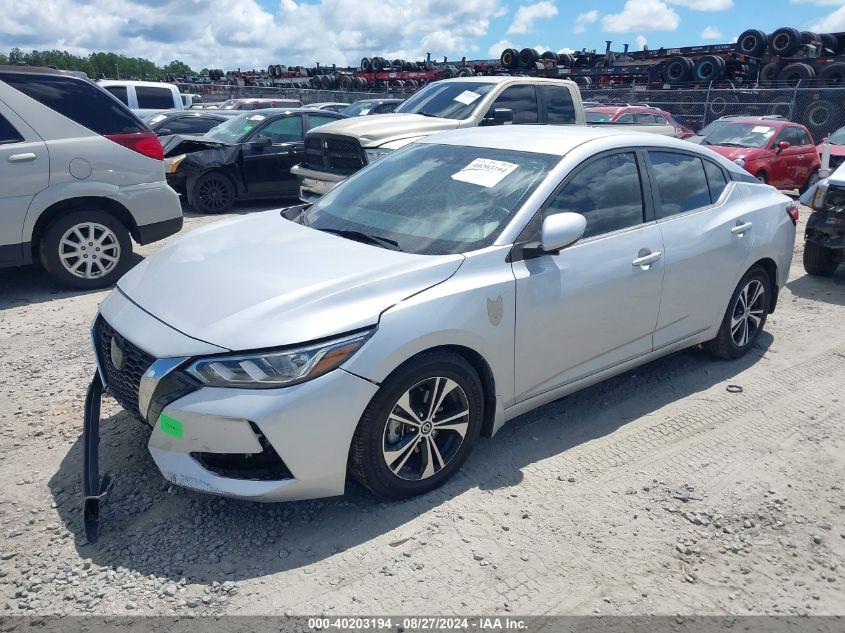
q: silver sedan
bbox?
[86,125,798,509]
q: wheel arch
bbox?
[29,196,138,260]
[748,257,779,313]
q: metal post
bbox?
[790,79,801,121]
[703,81,713,127]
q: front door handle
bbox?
[731,221,753,235]
[7,153,36,163]
[632,250,662,268]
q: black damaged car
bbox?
[163,108,346,213]
[803,172,845,276]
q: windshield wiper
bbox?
[717,142,748,148]
[416,111,440,118]
[319,228,402,251]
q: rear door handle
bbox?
[7,153,36,163]
[731,221,753,235]
[632,250,662,268]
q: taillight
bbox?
[105,131,164,161]
[787,203,799,226]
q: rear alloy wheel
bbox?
[803,241,839,277]
[40,209,132,289]
[190,171,236,214]
[349,351,483,499]
[706,266,770,359]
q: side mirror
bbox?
[776,140,791,152]
[251,136,272,148]
[482,108,514,126]
[541,213,587,253]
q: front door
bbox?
[769,126,810,189]
[512,151,663,402]
[0,105,48,264]
[242,114,304,197]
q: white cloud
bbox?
[573,10,599,34]
[602,0,680,32]
[665,0,733,9]
[488,39,517,58]
[557,47,575,54]
[636,35,648,50]
[700,26,723,39]
[811,5,845,31]
[507,1,558,35]
[0,0,506,69]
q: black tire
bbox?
[694,55,726,82]
[819,62,845,87]
[708,93,738,118]
[557,52,574,67]
[705,266,771,360]
[803,99,836,137]
[801,31,821,47]
[803,241,839,276]
[759,62,781,86]
[349,351,484,500]
[541,50,557,62]
[820,33,840,56]
[360,57,372,72]
[517,48,539,69]
[800,169,820,195]
[39,208,133,290]
[663,56,693,84]
[188,171,236,214]
[736,29,768,57]
[769,27,802,57]
[755,171,768,184]
[267,64,276,78]
[778,62,815,87]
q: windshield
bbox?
[342,101,383,117]
[699,121,775,148]
[586,111,613,123]
[204,112,268,142]
[394,81,497,120]
[299,143,558,255]
[829,127,845,146]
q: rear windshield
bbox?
[1,74,144,134]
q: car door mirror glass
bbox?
[541,212,587,253]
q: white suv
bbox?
[0,67,182,289]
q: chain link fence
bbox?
[581,82,845,140]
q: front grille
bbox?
[191,423,294,481]
[303,134,366,175]
[94,317,155,419]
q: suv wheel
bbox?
[803,241,839,276]
[40,209,132,289]
[349,351,484,500]
[706,266,770,360]
[189,171,236,214]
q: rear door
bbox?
[648,150,751,349]
[0,104,48,264]
[538,83,577,125]
[242,113,304,197]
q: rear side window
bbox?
[635,114,656,124]
[136,86,175,109]
[0,113,23,144]
[616,113,634,123]
[165,116,222,134]
[1,73,144,134]
[539,84,575,124]
[703,160,728,202]
[487,85,538,124]
[649,151,711,218]
[654,115,668,124]
[307,115,340,130]
[103,85,129,105]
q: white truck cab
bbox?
[99,80,183,116]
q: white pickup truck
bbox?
[99,80,183,117]
[291,75,675,202]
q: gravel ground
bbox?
[0,200,843,617]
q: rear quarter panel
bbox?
[735,182,795,290]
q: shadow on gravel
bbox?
[786,269,845,307]
[47,333,771,586]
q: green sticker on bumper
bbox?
[159,414,184,439]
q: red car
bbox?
[585,104,695,138]
[697,117,821,193]
[816,125,845,173]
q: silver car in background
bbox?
[86,126,797,512]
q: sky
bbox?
[1,0,844,70]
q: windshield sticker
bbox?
[752,126,774,134]
[359,109,371,115]
[248,114,266,122]
[453,90,482,105]
[149,114,167,124]
[452,158,518,188]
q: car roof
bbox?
[418,125,687,157]
[99,79,174,88]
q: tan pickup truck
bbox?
[291,75,673,202]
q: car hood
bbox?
[705,145,769,161]
[117,210,464,352]
[161,134,231,157]
[305,113,462,147]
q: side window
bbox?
[615,113,634,123]
[0,113,24,144]
[136,87,176,109]
[634,113,657,124]
[545,152,644,239]
[649,151,711,218]
[104,85,129,105]
[793,127,811,146]
[703,160,728,203]
[307,115,340,130]
[0,74,144,134]
[256,116,303,143]
[487,85,538,124]
[654,115,668,124]
[539,84,575,124]
[775,126,801,146]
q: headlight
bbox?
[365,147,393,163]
[734,158,746,168]
[164,154,186,174]
[812,181,829,210]
[186,330,372,389]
